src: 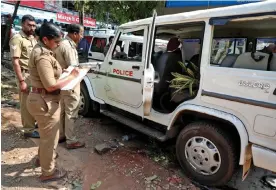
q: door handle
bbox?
[109,62,113,65]
[273,88,276,95]
[88,53,92,56]
[132,66,140,70]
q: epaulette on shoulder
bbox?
[10,33,22,40]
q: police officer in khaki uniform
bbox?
[55,24,85,149]
[9,15,39,138]
[27,22,79,182]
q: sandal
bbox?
[39,168,67,182]
[66,141,85,149]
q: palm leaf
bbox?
[170,61,200,96]
[171,72,193,80]
[171,81,190,94]
[178,61,187,71]
[189,80,194,96]
[188,60,199,72]
[187,68,195,78]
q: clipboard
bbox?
[59,66,91,90]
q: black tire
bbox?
[176,121,238,186]
[79,82,100,117]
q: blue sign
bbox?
[165,0,261,8]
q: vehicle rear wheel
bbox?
[176,121,238,186]
[79,83,100,117]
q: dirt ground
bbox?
[1,65,274,190]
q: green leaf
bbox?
[178,61,187,71]
[188,60,199,72]
[187,68,195,78]
[169,60,200,95]
[76,1,163,24]
[189,80,194,96]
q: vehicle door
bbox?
[142,10,157,117]
[104,26,148,114]
[104,11,157,117]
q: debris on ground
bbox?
[167,175,183,184]
[90,181,102,190]
[94,140,121,155]
[122,134,137,141]
[144,174,162,190]
[1,100,19,108]
[145,174,158,182]
[260,175,276,190]
[71,180,82,190]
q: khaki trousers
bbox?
[16,72,36,131]
[27,93,60,176]
[60,83,80,144]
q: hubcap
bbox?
[79,92,85,112]
[185,136,221,175]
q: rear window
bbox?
[256,38,276,51]
[91,38,107,53]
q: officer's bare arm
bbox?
[12,57,24,82]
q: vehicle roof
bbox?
[120,1,276,28]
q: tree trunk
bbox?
[79,1,84,26]
[1,1,21,57]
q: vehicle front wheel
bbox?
[79,82,100,117]
[176,122,238,186]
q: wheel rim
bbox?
[184,136,221,175]
[79,91,85,113]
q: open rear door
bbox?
[143,10,157,117]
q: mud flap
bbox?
[242,143,252,181]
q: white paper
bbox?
[59,66,90,90]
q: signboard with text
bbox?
[1,3,56,21]
[4,0,61,12]
[57,13,96,28]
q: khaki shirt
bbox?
[9,30,37,70]
[54,36,79,69]
[28,41,62,89]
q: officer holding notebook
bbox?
[54,24,85,149]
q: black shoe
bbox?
[23,131,40,138]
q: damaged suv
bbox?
[79,1,276,186]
